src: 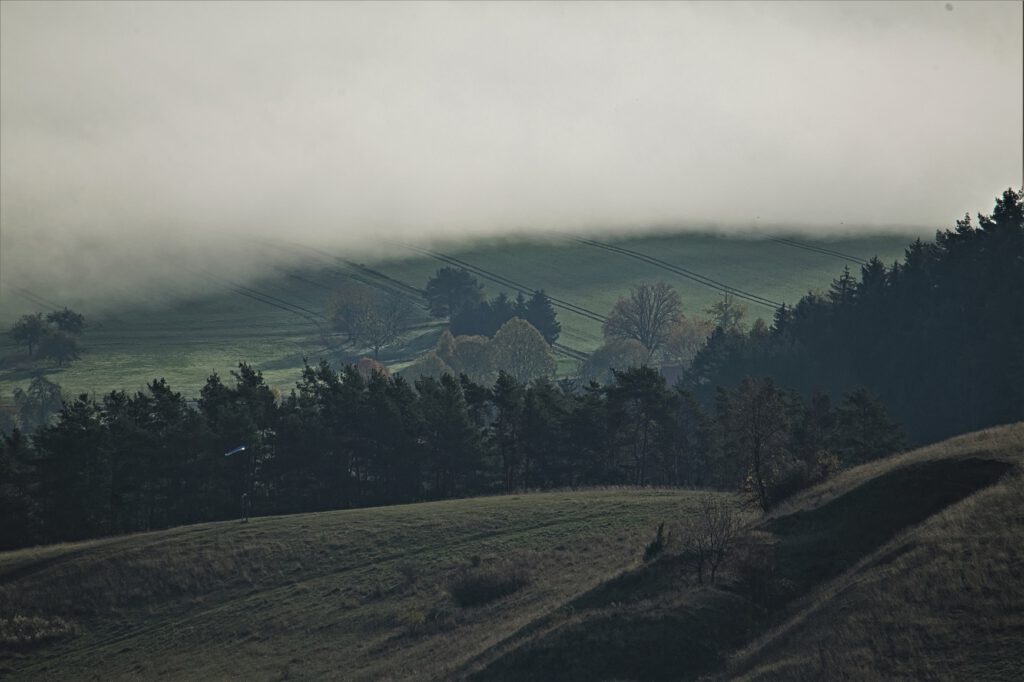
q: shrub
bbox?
[643,522,667,562]
[395,561,420,585]
[448,562,529,607]
[0,615,76,648]
[679,495,744,584]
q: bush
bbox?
[395,561,420,585]
[0,615,76,648]
[764,450,843,510]
[679,494,744,584]
[448,562,529,607]
[643,522,667,562]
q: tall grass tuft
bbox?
[448,562,530,607]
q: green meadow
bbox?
[0,231,918,399]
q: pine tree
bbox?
[524,290,561,344]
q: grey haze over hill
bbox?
[1,1,1021,305]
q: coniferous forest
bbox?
[0,189,1021,551]
[686,188,1024,445]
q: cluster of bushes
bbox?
[641,494,745,587]
[448,558,530,607]
[404,319,556,385]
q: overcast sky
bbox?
[1,1,1021,302]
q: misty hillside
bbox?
[2,3,1021,679]
[0,231,914,399]
[2,423,1020,681]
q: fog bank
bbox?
[1,1,1021,306]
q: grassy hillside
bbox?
[2,423,1020,681]
[727,425,1024,681]
[466,423,1024,682]
[0,231,916,399]
[0,489,717,681]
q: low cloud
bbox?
[1,1,1021,306]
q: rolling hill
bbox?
[0,489,718,680]
[0,231,918,400]
[2,422,1021,680]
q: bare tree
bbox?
[680,493,743,584]
[9,313,46,357]
[602,282,684,357]
[357,294,414,358]
[720,377,791,512]
[328,285,414,358]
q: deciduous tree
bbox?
[489,318,556,383]
[718,377,791,513]
[328,285,414,357]
[10,313,46,357]
[661,316,715,367]
[38,331,81,367]
[12,376,64,433]
[705,292,747,332]
[579,338,648,384]
[603,282,683,356]
[46,308,86,336]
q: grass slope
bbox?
[465,423,1024,681]
[2,424,1019,680]
[727,424,1024,681]
[0,489,714,681]
[0,232,915,399]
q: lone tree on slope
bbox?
[10,313,46,357]
[46,308,86,336]
[603,281,684,358]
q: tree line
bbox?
[325,265,561,360]
[683,188,1024,445]
[0,360,901,550]
[3,189,1017,550]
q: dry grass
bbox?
[766,422,1024,520]
[0,489,710,681]
[448,560,531,607]
[724,425,1024,680]
[469,423,1024,681]
[3,424,1020,680]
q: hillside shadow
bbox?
[473,589,754,682]
[766,457,1012,590]
[471,457,1014,682]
